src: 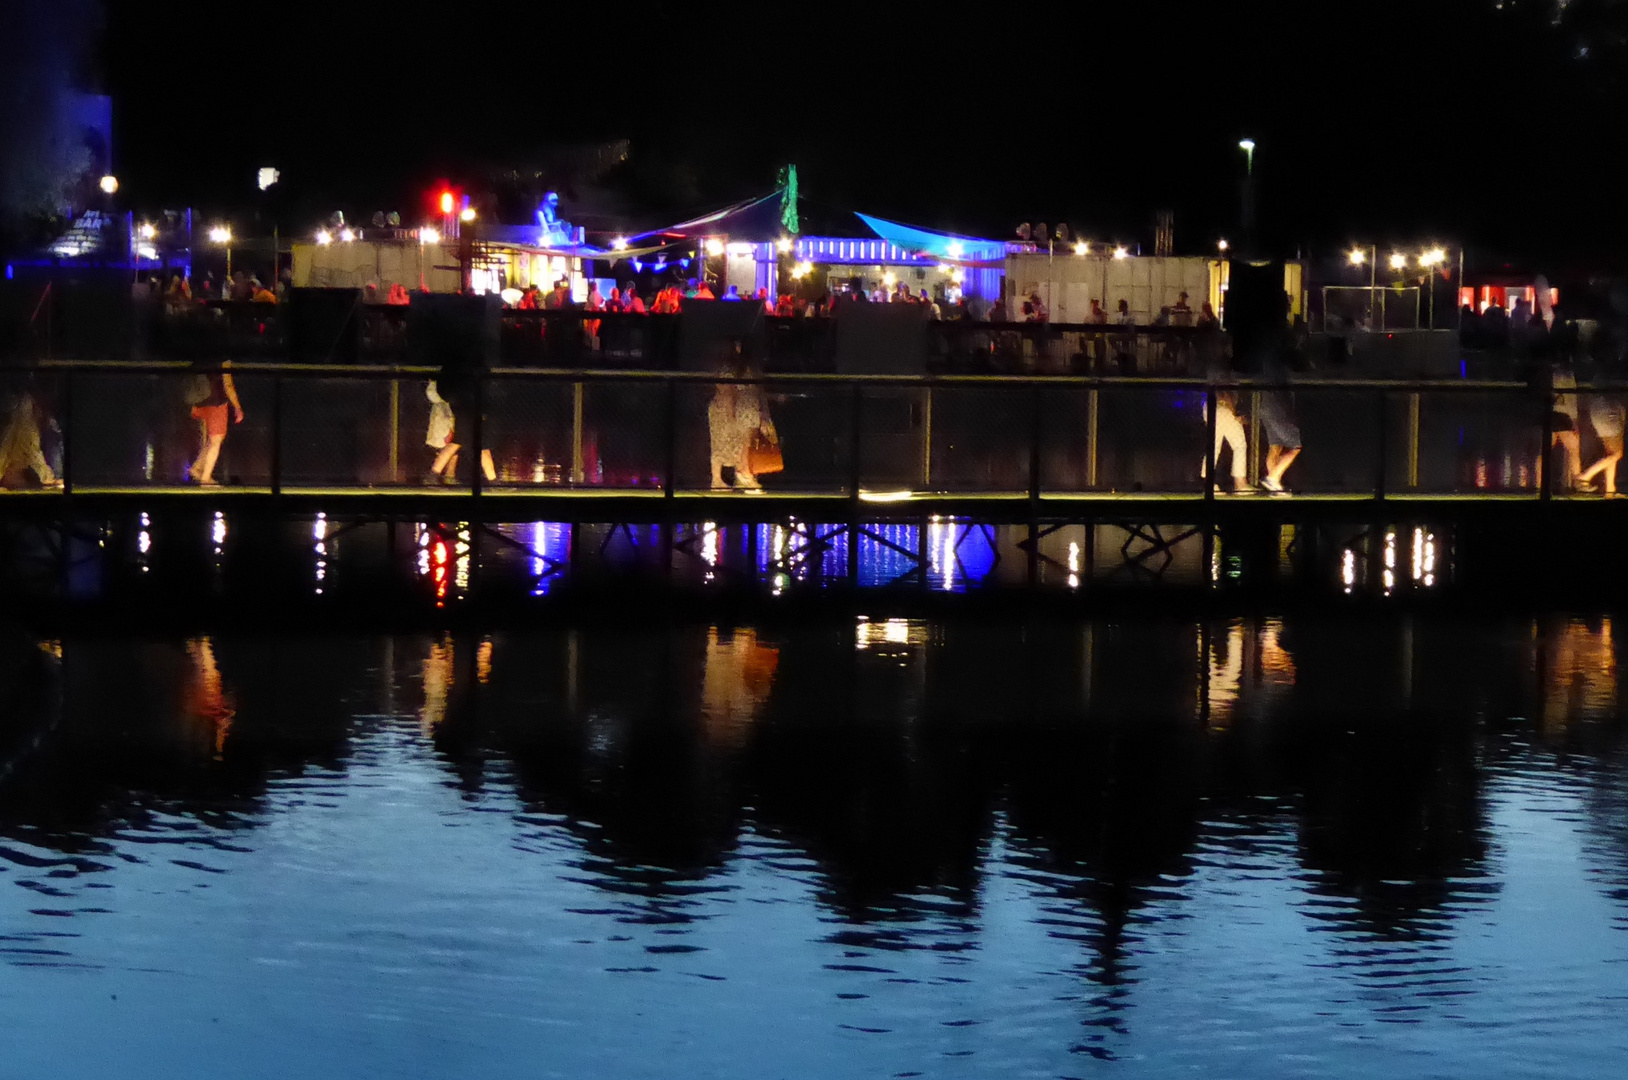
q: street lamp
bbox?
[1388,252,1407,271]
[99,175,119,196]
[209,226,233,280]
[1238,139,1256,176]
[1419,248,1449,328]
[1217,238,1229,253]
[1349,245,1378,325]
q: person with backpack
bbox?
[185,361,243,485]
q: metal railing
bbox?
[2,362,1618,503]
[57,297,1245,374]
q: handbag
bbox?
[747,431,784,476]
[183,374,213,405]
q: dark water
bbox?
[3,617,1628,1078]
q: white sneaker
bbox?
[1260,476,1282,494]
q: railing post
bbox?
[663,376,677,500]
[571,380,585,484]
[1086,387,1099,488]
[848,381,863,500]
[848,380,863,589]
[1029,384,1043,506]
[388,375,400,483]
[1028,384,1043,588]
[270,372,282,496]
[59,370,73,497]
[1375,390,1388,501]
[1203,384,1216,588]
[1203,384,1217,502]
[1248,390,1262,486]
[1540,388,1554,501]
[919,384,932,490]
[1407,391,1421,489]
[662,377,676,585]
[472,372,484,497]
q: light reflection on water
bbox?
[2,616,1627,1078]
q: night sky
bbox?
[71,1,1628,262]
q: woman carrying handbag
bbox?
[708,350,781,490]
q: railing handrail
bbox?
[7,359,1577,393]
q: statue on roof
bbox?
[537,190,575,246]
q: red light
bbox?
[438,192,454,215]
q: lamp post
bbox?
[1238,139,1256,254]
[209,225,233,283]
[1349,245,1377,327]
[1419,247,1447,330]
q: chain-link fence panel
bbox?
[672,378,851,493]
[277,376,399,489]
[64,369,273,487]
[1409,388,1542,493]
[481,376,578,486]
[1249,386,1381,494]
[1056,385,1208,494]
[922,385,1033,493]
[578,378,669,488]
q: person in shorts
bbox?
[1551,363,1583,488]
[188,361,243,486]
[1578,395,1625,495]
[1257,390,1301,494]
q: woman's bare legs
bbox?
[1265,445,1301,486]
[432,442,459,476]
[1579,434,1624,494]
[191,434,225,484]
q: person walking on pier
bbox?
[0,378,60,489]
[427,366,496,486]
[1198,304,1250,493]
[1252,335,1302,495]
[186,361,243,486]
[708,351,778,490]
[1203,388,1252,494]
[1577,396,1625,496]
[1257,389,1301,495]
[1550,363,1584,489]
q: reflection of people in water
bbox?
[184,636,235,758]
[1541,617,1617,732]
[1204,618,1296,730]
[1204,621,1245,729]
[699,626,778,749]
[419,635,455,736]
